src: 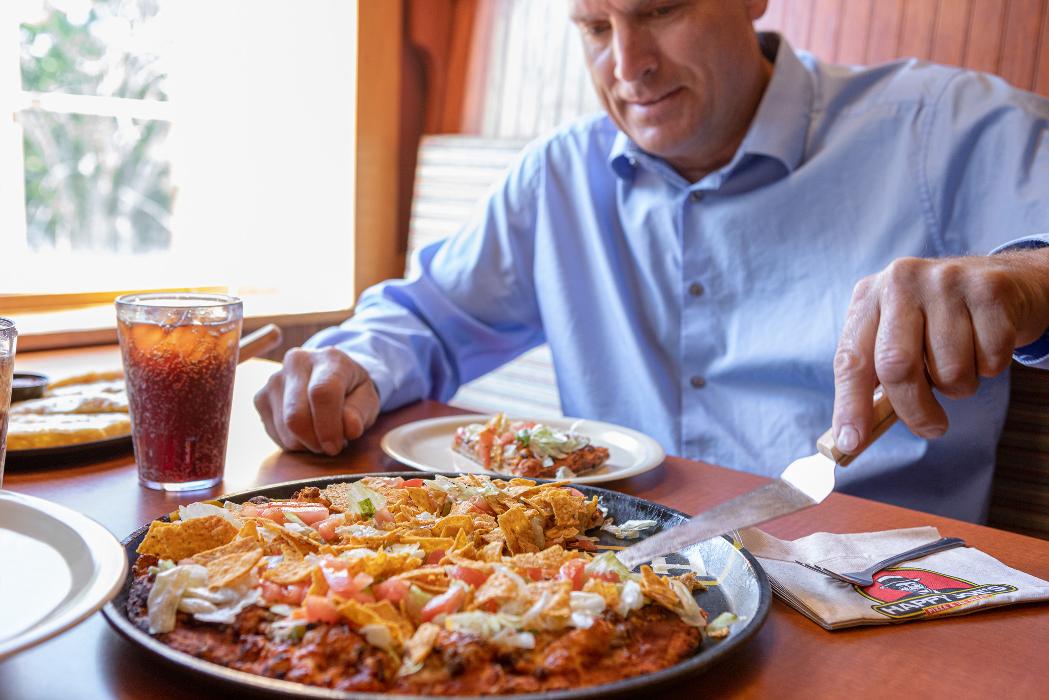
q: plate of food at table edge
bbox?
[102,472,770,698]
[381,413,667,484]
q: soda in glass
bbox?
[0,318,15,487]
[116,294,242,491]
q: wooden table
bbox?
[2,347,1048,699]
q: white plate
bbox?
[0,489,127,660]
[380,414,665,484]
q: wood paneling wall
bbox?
[756,0,1049,96]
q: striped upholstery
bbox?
[407,135,563,420]
[991,363,1049,538]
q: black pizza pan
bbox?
[101,473,771,699]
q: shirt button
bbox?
[691,191,703,202]
[690,376,706,389]
[689,282,704,297]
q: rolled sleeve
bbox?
[990,234,1049,369]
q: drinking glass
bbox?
[116,294,242,491]
[0,318,15,488]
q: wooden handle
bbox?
[816,385,897,467]
[238,323,282,363]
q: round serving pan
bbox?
[102,473,771,699]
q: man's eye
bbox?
[647,4,679,19]
[582,22,611,37]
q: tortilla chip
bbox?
[478,540,505,562]
[189,535,259,565]
[338,598,383,627]
[432,514,472,539]
[306,567,329,598]
[404,622,441,665]
[136,515,237,561]
[498,505,542,554]
[205,547,263,588]
[256,519,320,556]
[263,557,317,584]
[510,545,577,571]
[405,486,432,512]
[640,565,679,610]
[398,535,453,553]
[472,570,521,611]
[583,578,620,610]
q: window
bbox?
[1,0,358,314]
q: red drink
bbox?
[116,295,242,491]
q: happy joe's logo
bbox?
[857,567,1017,619]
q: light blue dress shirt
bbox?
[310,35,1049,522]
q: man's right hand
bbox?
[254,347,380,455]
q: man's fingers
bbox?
[255,374,305,451]
[308,359,357,455]
[280,349,323,453]
[923,293,978,399]
[875,292,946,438]
[832,279,879,453]
[343,379,380,440]
[967,276,1018,377]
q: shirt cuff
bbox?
[990,235,1049,368]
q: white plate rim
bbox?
[0,489,128,660]
[380,414,665,484]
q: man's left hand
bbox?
[832,248,1049,454]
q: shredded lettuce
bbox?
[147,564,208,633]
[706,611,737,638]
[586,551,638,582]
[616,579,644,618]
[179,502,242,528]
[569,591,606,629]
[359,497,376,518]
[600,519,659,540]
[670,579,708,628]
[340,483,386,516]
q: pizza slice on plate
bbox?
[452,413,609,478]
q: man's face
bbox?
[570,0,770,179]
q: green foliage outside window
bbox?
[19,0,172,253]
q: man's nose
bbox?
[612,25,657,82]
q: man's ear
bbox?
[743,0,769,22]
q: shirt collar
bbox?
[608,32,813,185]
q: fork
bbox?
[794,536,967,587]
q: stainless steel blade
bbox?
[617,452,837,570]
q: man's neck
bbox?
[674,53,775,183]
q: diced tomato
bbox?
[525,567,551,582]
[374,578,411,603]
[322,564,373,597]
[374,507,395,526]
[399,478,425,488]
[449,565,490,588]
[303,595,341,624]
[558,559,586,591]
[468,497,495,516]
[239,503,260,518]
[495,432,514,446]
[343,588,376,604]
[589,570,620,583]
[261,580,308,605]
[426,549,446,565]
[419,585,466,623]
[316,514,346,542]
[477,430,494,468]
[256,501,330,525]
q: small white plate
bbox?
[0,489,127,660]
[380,414,665,484]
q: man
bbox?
[256,0,1049,521]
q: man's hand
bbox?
[832,249,1049,453]
[254,347,380,455]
